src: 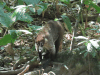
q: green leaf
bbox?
[84,52,88,57]
[39,3,48,11]
[10,31,17,39]
[91,28,97,30]
[80,50,86,54]
[0,30,18,46]
[0,2,6,8]
[97,30,100,33]
[37,8,43,15]
[0,8,13,27]
[29,8,35,13]
[18,0,23,5]
[84,42,88,46]
[32,46,35,51]
[0,47,4,50]
[12,6,33,23]
[59,0,70,4]
[54,18,59,21]
[27,24,42,30]
[61,15,72,32]
[23,0,40,5]
[91,2,100,13]
[0,34,12,46]
[91,51,96,58]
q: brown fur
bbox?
[35,20,64,61]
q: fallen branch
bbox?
[0,63,27,75]
[18,65,30,75]
[0,56,40,75]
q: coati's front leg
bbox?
[48,43,56,61]
[38,52,42,61]
[50,45,56,61]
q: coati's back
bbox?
[42,20,64,41]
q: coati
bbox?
[35,20,64,61]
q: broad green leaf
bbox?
[23,0,40,6]
[54,18,59,21]
[18,0,23,5]
[91,28,97,30]
[27,24,42,30]
[91,2,100,13]
[37,8,43,15]
[0,2,6,8]
[29,8,35,13]
[39,3,48,11]
[10,31,17,39]
[61,15,72,32]
[12,6,33,23]
[0,8,13,27]
[0,34,11,46]
[17,13,33,23]
[0,31,18,46]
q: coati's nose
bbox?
[39,46,43,52]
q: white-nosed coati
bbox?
[35,20,64,61]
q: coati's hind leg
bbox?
[55,35,63,55]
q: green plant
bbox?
[0,7,13,27]
[0,31,17,46]
[84,0,100,13]
[61,15,72,33]
[23,0,48,17]
[74,36,100,58]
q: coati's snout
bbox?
[35,41,44,52]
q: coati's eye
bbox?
[36,42,39,45]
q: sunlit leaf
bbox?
[90,39,100,49]
[12,5,33,23]
[74,36,88,40]
[54,18,59,21]
[87,43,92,52]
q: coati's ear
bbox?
[45,38,48,42]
